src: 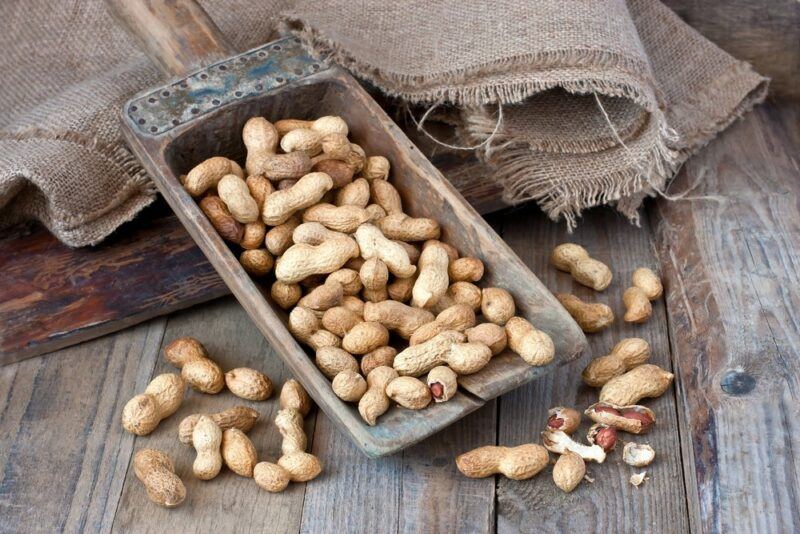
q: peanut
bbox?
[280,128,324,156]
[354,224,416,279]
[365,203,387,222]
[265,214,301,256]
[133,449,186,507]
[412,243,450,308]
[622,442,656,467]
[361,346,397,375]
[321,306,362,337]
[387,275,415,303]
[480,287,515,325]
[587,423,618,452]
[271,281,302,309]
[280,379,313,417]
[546,407,581,435]
[553,452,585,493]
[277,451,322,482]
[377,213,441,242]
[369,177,403,214]
[448,257,484,282]
[122,373,185,435]
[341,295,366,317]
[556,293,614,333]
[240,221,267,250]
[225,368,273,401]
[397,240,421,264]
[246,174,274,211]
[410,303,476,345]
[276,235,359,283]
[221,428,257,477]
[424,240,458,262]
[361,155,389,180]
[386,376,432,409]
[178,406,259,445]
[358,366,399,425]
[326,268,363,296]
[275,116,348,137]
[254,462,291,492]
[581,337,650,386]
[312,159,354,188]
[584,402,655,434]
[332,370,368,402]
[240,249,274,277]
[164,337,224,393]
[288,307,341,350]
[427,366,458,402]
[363,300,434,339]
[456,444,549,480]
[465,322,507,355]
[392,330,467,376]
[184,156,244,196]
[293,221,348,245]
[298,281,344,312]
[505,317,555,366]
[315,346,359,379]
[275,408,307,455]
[342,321,389,355]
[244,118,311,179]
[623,287,652,323]
[598,364,674,405]
[359,258,389,303]
[192,416,223,480]
[218,174,259,223]
[335,177,370,207]
[541,429,606,463]
[263,172,333,225]
[551,243,612,291]
[632,267,663,300]
[303,203,370,233]
[200,195,243,244]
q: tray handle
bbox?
[105,0,236,77]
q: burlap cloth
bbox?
[0,0,766,246]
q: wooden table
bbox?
[0,102,797,533]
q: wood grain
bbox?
[112,298,309,533]
[650,102,800,533]
[0,318,165,532]
[0,204,227,365]
[493,206,689,533]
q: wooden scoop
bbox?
[109,0,586,457]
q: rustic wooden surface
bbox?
[1,102,797,532]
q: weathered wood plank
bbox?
[0,204,227,365]
[493,206,689,533]
[0,318,165,533]
[112,297,309,533]
[650,102,800,533]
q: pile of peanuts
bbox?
[182,114,556,427]
[122,337,322,507]
[456,244,675,492]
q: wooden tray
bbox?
[113,3,586,456]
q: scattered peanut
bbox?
[551,243,612,291]
[587,423,618,452]
[547,407,581,435]
[122,373,185,436]
[622,442,656,467]
[221,429,258,477]
[553,451,585,493]
[632,267,663,300]
[598,364,674,406]
[192,416,223,480]
[178,406,259,445]
[581,338,651,387]
[585,402,655,434]
[225,367,273,401]
[556,293,614,333]
[456,444,549,480]
[164,337,225,394]
[541,429,606,463]
[275,408,307,455]
[133,449,186,507]
[623,287,652,323]
[254,462,291,493]
[280,379,313,417]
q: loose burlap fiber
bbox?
[0,0,766,246]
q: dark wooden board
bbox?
[650,102,800,532]
[0,203,227,365]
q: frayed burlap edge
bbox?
[281,17,661,109]
[0,128,156,247]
